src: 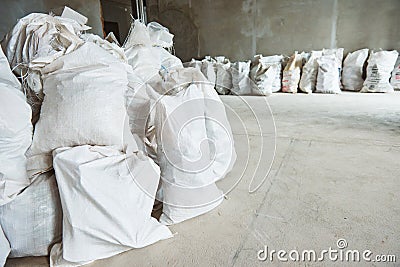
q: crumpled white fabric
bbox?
[124,20,183,160]
[80,33,127,62]
[1,9,90,124]
[51,145,172,264]
[215,56,232,95]
[123,20,182,85]
[0,47,32,206]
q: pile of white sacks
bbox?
[188,48,400,95]
[0,7,236,266]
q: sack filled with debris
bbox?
[282,52,302,93]
[0,47,32,206]
[230,60,252,95]
[215,56,232,95]
[390,56,400,90]
[27,42,134,175]
[201,56,217,88]
[250,55,283,95]
[124,20,182,84]
[51,145,172,264]
[361,50,399,93]
[315,55,341,94]
[151,68,236,225]
[299,50,323,93]
[322,48,344,89]
[342,48,369,91]
[0,171,62,258]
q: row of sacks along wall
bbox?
[186,48,400,95]
[0,7,237,267]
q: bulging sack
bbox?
[250,55,283,95]
[299,50,323,93]
[0,47,32,206]
[231,60,252,95]
[282,52,302,93]
[315,55,341,94]
[152,68,236,225]
[201,56,217,88]
[390,56,400,90]
[342,48,369,91]
[322,48,344,88]
[28,43,132,173]
[361,50,399,93]
[52,145,172,263]
[0,171,62,258]
[215,56,232,95]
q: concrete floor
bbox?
[6,92,400,266]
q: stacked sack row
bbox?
[187,48,400,95]
[0,7,236,267]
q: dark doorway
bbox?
[103,21,121,43]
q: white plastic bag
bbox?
[342,48,369,91]
[215,56,232,94]
[52,145,172,263]
[299,50,323,93]
[315,55,341,94]
[28,43,131,173]
[0,47,32,206]
[282,52,302,93]
[390,56,400,90]
[361,50,399,93]
[0,171,62,258]
[231,60,252,95]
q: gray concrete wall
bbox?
[147,0,400,62]
[0,0,104,40]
